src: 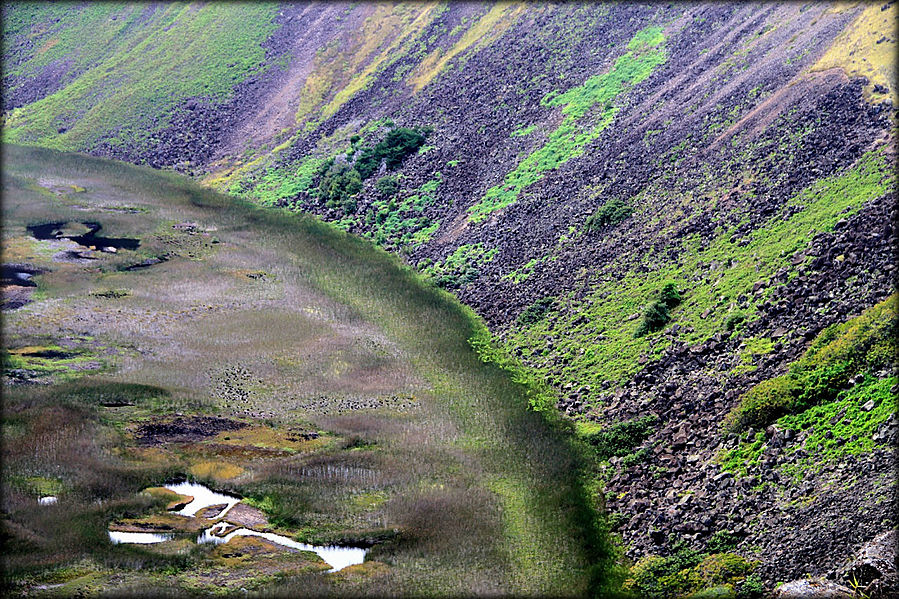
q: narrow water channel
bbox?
[107,481,368,571]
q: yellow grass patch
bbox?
[211,424,328,453]
[812,3,897,103]
[36,37,59,55]
[409,2,526,92]
[298,3,443,128]
[141,486,194,510]
[328,560,388,581]
[1,235,58,263]
[189,460,245,481]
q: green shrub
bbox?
[587,198,634,230]
[318,163,363,213]
[626,549,757,599]
[375,175,399,198]
[582,415,657,460]
[636,282,682,337]
[696,552,755,584]
[724,312,745,332]
[707,530,739,553]
[725,376,800,431]
[736,574,764,599]
[517,297,555,326]
[626,544,704,598]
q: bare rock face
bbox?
[838,530,898,598]
[772,578,853,599]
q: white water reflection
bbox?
[164,481,240,518]
[109,530,175,544]
[198,522,367,571]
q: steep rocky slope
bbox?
[3,2,896,595]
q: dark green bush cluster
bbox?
[582,414,657,461]
[636,282,682,337]
[626,543,757,599]
[355,126,429,179]
[516,297,555,326]
[726,295,897,431]
[318,161,363,213]
[316,126,429,213]
[586,197,633,230]
[375,175,399,198]
[707,530,739,553]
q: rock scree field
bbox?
[2,2,897,598]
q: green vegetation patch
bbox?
[721,375,896,479]
[726,295,897,432]
[468,26,667,222]
[252,156,328,207]
[422,243,497,289]
[580,415,657,461]
[517,297,555,327]
[4,3,280,153]
[505,148,892,395]
[636,282,682,337]
[586,197,634,231]
[366,172,443,248]
[502,255,557,285]
[625,542,759,599]
[510,124,537,138]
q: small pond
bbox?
[109,531,175,544]
[164,481,241,517]
[107,481,369,571]
[27,221,140,251]
[198,522,368,572]
[2,264,44,287]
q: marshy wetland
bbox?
[1,145,613,597]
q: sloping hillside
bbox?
[3,2,896,595]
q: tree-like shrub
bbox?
[375,175,399,198]
[356,127,428,179]
[636,282,682,336]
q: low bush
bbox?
[706,530,739,553]
[726,377,800,432]
[586,197,633,230]
[375,175,399,198]
[724,312,745,332]
[318,162,363,213]
[625,546,757,598]
[581,414,657,460]
[517,297,555,326]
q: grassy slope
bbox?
[3,3,278,153]
[1,144,611,596]
[505,147,893,397]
